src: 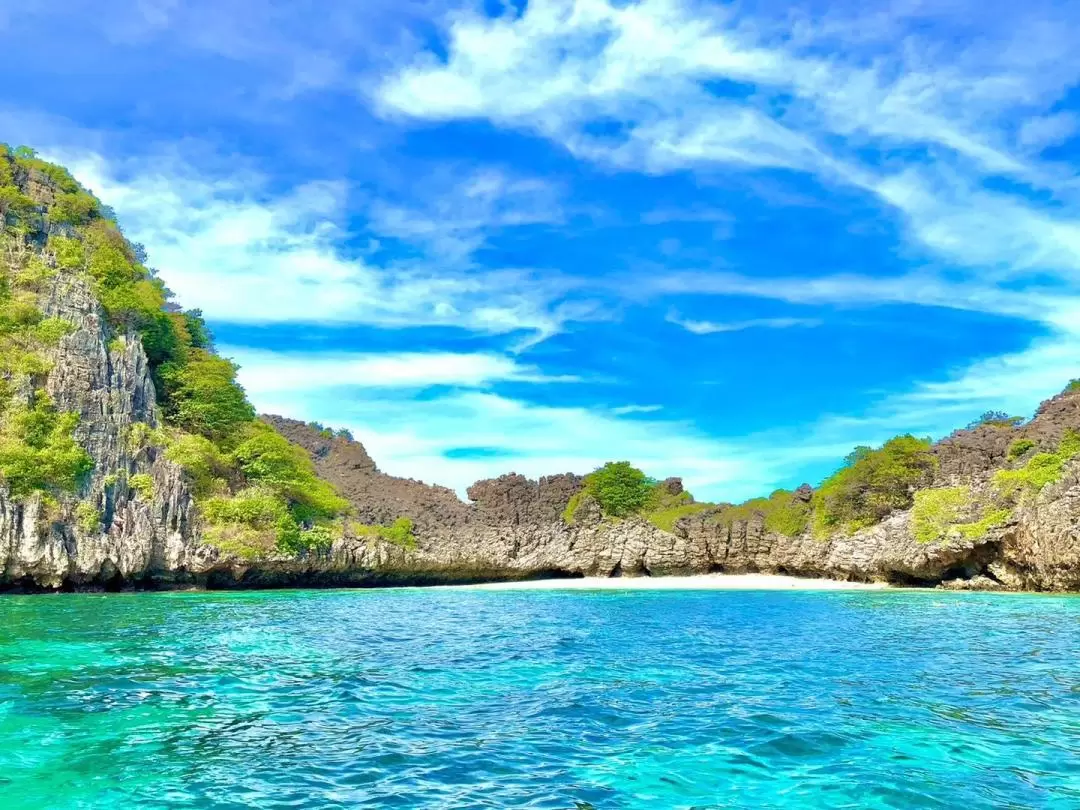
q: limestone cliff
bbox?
[1,145,1079,593]
[1,271,211,589]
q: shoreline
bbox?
[453,573,892,592]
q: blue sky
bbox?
[3,0,1080,501]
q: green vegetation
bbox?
[581,461,654,517]
[1007,438,1036,461]
[1068,379,1080,393]
[993,430,1080,500]
[642,487,713,532]
[128,472,154,500]
[158,351,256,441]
[561,461,718,533]
[354,517,417,550]
[75,501,101,534]
[716,489,812,537]
[911,486,1011,544]
[968,410,1024,429]
[0,146,356,555]
[812,435,937,536]
[0,393,93,498]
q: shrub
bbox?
[201,487,294,560]
[968,411,1023,429]
[229,421,348,519]
[912,486,971,544]
[1007,438,1036,461]
[128,472,154,500]
[163,432,230,496]
[33,317,75,346]
[641,484,713,532]
[1067,380,1080,393]
[813,435,937,535]
[582,461,654,518]
[912,486,1013,544]
[0,393,93,498]
[75,501,101,534]
[713,489,811,537]
[0,186,36,224]
[994,430,1080,500]
[354,517,417,550]
[157,350,255,442]
[49,191,99,226]
[562,490,586,524]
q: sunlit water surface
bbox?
[1,588,1078,809]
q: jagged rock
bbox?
[661,477,684,496]
[4,155,1080,591]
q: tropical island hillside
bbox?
[1,145,1079,592]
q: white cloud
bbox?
[378,0,1080,281]
[59,151,587,344]
[666,311,820,334]
[611,404,663,415]
[225,347,579,393]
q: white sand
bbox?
[457,574,889,591]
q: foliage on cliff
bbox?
[812,435,937,536]
[0,146,93,499]
[993,429,1080,500]
[911,486,1011,544]
[562,461,715,532]
[715,489,812,537]
[0,144,351,555]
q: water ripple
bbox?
[1,589,1079,808]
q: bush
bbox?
[0,393,93,498]
[581,461,654,517]
[163,432,230,496]
[128,472,154,500]
[158,350,255,441]
[716,489,812,537]
[1067,380,1080,393]
[201,487,294,560]
[994,430,1080,500]
[229,421,348,519]
[968,411,1023,429]
[0,186,36,224]
[912,486,1013,545]
[75,501,101,534]
[1007,438,1036,461]
[354,517,417,550]
[813,435,937,535]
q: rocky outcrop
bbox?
[0,271,212,590]
[258,415,1080,592]
[2,213,1079,591]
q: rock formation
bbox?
[2,147,1079,593]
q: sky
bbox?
[2,0,1079,502]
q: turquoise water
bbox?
[1,589,1079,809]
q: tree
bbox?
[968,411,1023,429]
[814,435,937,533]
[584,461,654,517]
[158,350,255,441]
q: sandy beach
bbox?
[457,574,890,591]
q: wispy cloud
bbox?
[666,311,820,335]
[226,347,580,393]
[611,404,663,415]
[59,150,589,346]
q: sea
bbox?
[1,586,1078,808]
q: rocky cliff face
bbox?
[2,150,1078,592]
[1,271,212,590]
[5,280,1080,592]
[252,405,1080,592]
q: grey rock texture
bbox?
[2,226,1079,591]
[0,271,212,590]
